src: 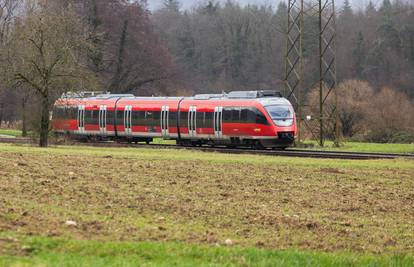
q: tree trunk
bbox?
[22,98,28,137]
[0,102,3,128]
[39,97,50,147]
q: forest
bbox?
[0,0,413,144]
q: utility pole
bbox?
[285,0,339,147]
[285,0,304,145]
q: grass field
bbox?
[0,129,22,138]
[0,144,413,266]
[297,141,414,154]
[1,236,413,267]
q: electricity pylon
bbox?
[285,0,340,147]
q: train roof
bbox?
[58,90,291,105]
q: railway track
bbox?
[82,142,414,160]
[1,137,413,160]
[0,137,34,144]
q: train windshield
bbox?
[265,105,294,127]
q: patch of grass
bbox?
[1,143,413,170]
[151,138,176,145]
[297,141,414,154]
[0,236,413,267]
[0,129,22,137]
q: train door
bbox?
[77,105,85,134]
[99,105,107,135]
[124,105,132,135]
[214,106,223,139]
[188,106,197,138]
[161,105,169,138]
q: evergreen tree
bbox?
[353,32,366,78]
[342,0,352,16]
[163,0,180,12]
[379,0,393,20]
[366,1,377,17]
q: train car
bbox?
[52,90,297,148]
[115,97,182,143]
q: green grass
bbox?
[1,143,413,170]
[2,128,412,154]
[151,138,414,154]
[0,129,22,137]
[151,138,176,145]
[296,141,414,154]
[0,236,412,267]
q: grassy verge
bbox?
[151,138,414,154]
[0,144,413,265]
[0,129,22,137]
[0,236,412,267]
[2,128,412,154]
[296,141,414,154]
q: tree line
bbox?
[0,0,413,146]
[153,0,414,142]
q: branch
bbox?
[15,73,45,97]
[29,59,44,77]
[120,76,170,93]
[47,54,62,76]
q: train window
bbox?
[169,111,177,127]
[54,106,71,120]
[116,110,123,125]
[179,111,188,128]
[223,108,232,122]
[132,111,145,126]
[240,108,268,125]
[224,107,241,123]
[232,108,241,123]
[240,108,248,122]
[196,112,204,128]
[144,111,161,127]
[247,108,257,123]
[106,110,115,124]
[145,111,153,126]
[85,110,96,124]
[153,111,160,126]
[72,107,78,120]
[64,107,75,120]
[204,112,214,128]
[255,109,269,125]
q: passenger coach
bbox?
[52,90,297,149]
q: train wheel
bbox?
[253,141,265,150]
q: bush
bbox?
[305,80,414,143]
[364,87,414,143]
[389,131,414,144]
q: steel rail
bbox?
[1,137,413,160]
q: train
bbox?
[52,90,297,149]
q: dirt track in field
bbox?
[0,148,413,254]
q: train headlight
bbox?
[274,119,294,127]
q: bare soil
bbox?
[0,147,413,254]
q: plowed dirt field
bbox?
[0,144,413,256]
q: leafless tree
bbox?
[8,2,97,146]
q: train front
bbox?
[260,98,297,148]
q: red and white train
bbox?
[52,90,297,149]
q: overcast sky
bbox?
[147,0,372,11]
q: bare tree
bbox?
[0,0,21,128]
[8,2,97,147]
[0,0,20,43]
